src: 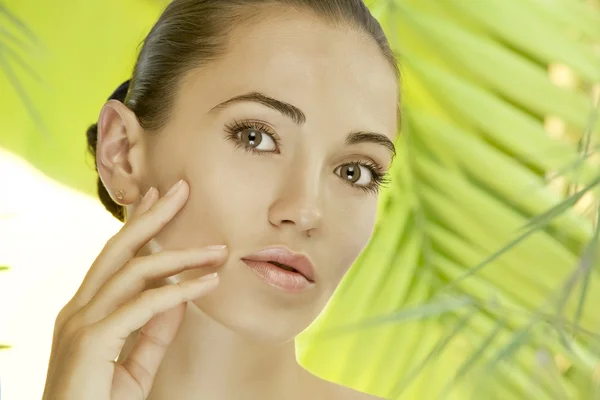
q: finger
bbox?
[75,246,227,328]
[84,273,219,363]
[132,186,159,218]
[74,180,188,307]
[114,304,187,399]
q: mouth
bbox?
[240,247,317,293]
[268,261,299,273]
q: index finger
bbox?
[74,180,189,306]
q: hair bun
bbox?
[86,123,98,157]
[108,79,131,102]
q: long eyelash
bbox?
[350,161,391,195]
[223,119,280,155]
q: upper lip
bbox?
[241,246,316,282]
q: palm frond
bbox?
[0,3,47,136]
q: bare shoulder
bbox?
[321,379,388,400]
[299,367,387,400]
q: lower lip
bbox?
[241,260,315,293]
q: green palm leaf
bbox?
[0,2,46,135]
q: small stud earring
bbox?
[116,190,125,201]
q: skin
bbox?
[43,6,398,400]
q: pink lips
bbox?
[241,247,316,293]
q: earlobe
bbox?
[96,100,144,206]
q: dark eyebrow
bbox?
[209,91,306,125]
[210,91,396,158]
[346,131,396,160]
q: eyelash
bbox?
[353,161,391,195]
[223,119,391,194]
[224,119,280,155]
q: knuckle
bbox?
[122,257,151,286]
[67,293,88,311]
[137,287,157,303]
[60,319,80,341]
[61,311,89,341]
[55,304,71,326]
[54,299,82,333]
[135,287,163,312]
[71,326,97,351]
[123,257,144,273]
[53,310,69,336]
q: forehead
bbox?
[183,8,399,139]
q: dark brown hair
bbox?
[87,0,400,221]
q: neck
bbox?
[143,300,313,400]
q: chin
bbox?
[189,257,330,344]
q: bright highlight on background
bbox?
[0,149,122,400]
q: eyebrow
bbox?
[346,131,396,159]
[210,91,306,125]
[210,91,396,158]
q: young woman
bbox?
[42,0,400,399]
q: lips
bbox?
[241,247,316,283]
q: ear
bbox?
[96,100,146,206]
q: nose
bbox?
[268,170,323,237]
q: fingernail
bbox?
[200,272,218,281]
[165,180,184,197]
[206,245,227,251]
[141,187,154,201]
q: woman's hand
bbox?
[42,180,228,400]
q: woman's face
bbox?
[133,9,398,343]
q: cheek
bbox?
[170,146,276,247]
[327,201,377,284]
[145,132,248,248]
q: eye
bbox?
[224,120,280,154]
[336,162,378,186]
[334,161,389,194]
[238,128,277,151]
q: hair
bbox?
[86,0,400,221]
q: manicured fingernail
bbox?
[141,187,154,201]
[136,187,157,216]
[200,272,218,281]
[206,245,227,251]
[165,180,184,197]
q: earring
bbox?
[115,190,125,201]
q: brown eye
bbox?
[237,128,277,151]
[240,129,262,147]
[340,164,361,183]
[335,163,374,186]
